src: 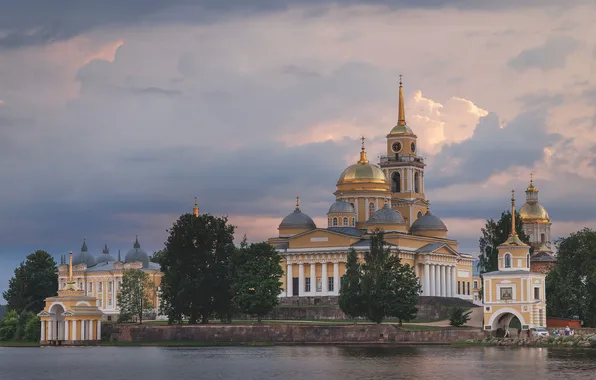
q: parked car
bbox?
[532,327,549,337]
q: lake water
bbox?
[1,345,596,380]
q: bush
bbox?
[448,307,472,327]
[0,310,40,342]
[0,310,19,340]
[24,315,40,342]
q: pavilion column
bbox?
[72,320,77,341]
[434,265,441,296]
[333,262,339,295]
[423,263,430,296]
[322,262,328,295]
[451,266,457,297]
[286,263,293,297]
[97,320,102,341]
[441,265,447,297]
[310,263,316,295]
[64,321,69,341]
[429,264,436,296]
[40,320,46,341]
[298,263,305,296]
[48,320,53,341]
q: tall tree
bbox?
[360,230,420,324]
[234,241,284,323]
[478,211,531,273]
[339,248,363,319]
[117,269,155,324]
[545,228,596,327]
[3,250,57,313]
[157,213,236,324]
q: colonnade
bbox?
[41,319,101,342]
[421,263,457,297]
[286,262,340,297]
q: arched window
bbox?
[332,217,338,226]
[414,171,420,193]
[350,202,355,212]
[504,253,512,268]
[526,253,530,268]
[369,202,376,217]
[351,218,355,226]
[392,172,401,193]
[343,217,348,226]
[417,211,423,219]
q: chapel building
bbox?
[268,77,475,301]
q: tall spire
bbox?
[397,74,406,127]
[295,196,300,209]
[68,251,73,282]
[193,197,199,217]
[511,189,517,237]
[117,249,121,262]
[134,235,140,249]
[358,136,369,164]
[81,239,88,252]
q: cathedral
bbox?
[268,77,475,301]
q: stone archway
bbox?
[49,303,65,341]
[488,308,526,337]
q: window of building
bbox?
[88,282,93,292]
[457,281,461,294]
[109,281,113,292]
[98,282,103,292]
[504,254,512,268]
[305,278,311,292]
[527,254,530,268]
[392,172,401,193]
[473,280,478,289]
[500,287,513,300]
[328,277,334,292]
[414,172,420,193]
[98,299,102,307]
[343,217,348,226]
[332,217,338,226]
[534,287,540,300]
[541,233,545,243]
[316,278,322,292]
[79,281,83,289]
[369,202,376,217]
[108,298,112,306]
[467,282,470,295]
[351,218,355,226]
[328,218,331,226]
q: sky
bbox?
[1,0,595,300]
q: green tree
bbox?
[157,213,236,324]
[23,314,40,342]
[117,269,155,324]
[339,248,363,319]
[234,241,284,323]
[360,230,421,324]
[0,310,19,341]
[546,228,596,326]
[3,250,58,313]
[478,211,531,273]
[448,307,472,327]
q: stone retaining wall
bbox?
[104,324,484,344]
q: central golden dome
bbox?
[519,202,550,223]
[337,137,388,185]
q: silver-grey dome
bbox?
[96,243,116,264]
[125,236,149,268]
[367,202,405,225]
[279,207,317,230]
[72,239,96,266]
[411,210,447,232]
[328,199,355,214]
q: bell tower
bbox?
[378,75,429,226]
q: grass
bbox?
[0,341,40,347]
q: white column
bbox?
[310,263,316,294]
[48,320,53,341]
[298,263,305,296]
[97,320,101,340]
[434,265,441,296]
[64,321,69,340]
[429,264,436,296]
[322,262,328,295]
[286,263,293,297]
[423,263,430,296]
[72,320,77,341]
[41,320,46,341]
[447,267,453,297]
[365,198,370,220]
[451,266,457,297]
[441,265,447,297]
[333,262,340,295]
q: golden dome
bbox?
[519,202,550,223]
[337,136,389,185]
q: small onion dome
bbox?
[336,137,388,186]
[366,202,406,232]
[328,199,355,214]
[96,243,116,264]
[278,197,316,236]
[72,239,96,266]
[410,210,448,237]
[519,202,550,223]
[125,236,150,268]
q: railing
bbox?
[379,154,425,165]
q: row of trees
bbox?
[339,231,420,324]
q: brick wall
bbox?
[104,324,484,344]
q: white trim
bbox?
[496,283,517,301]
[76,301,91,307]
[487,307,526,329]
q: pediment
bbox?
[288,228,361,249]
[416,243,460,257]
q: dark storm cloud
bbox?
[426,111,562,188]
[0,0,583,50]
[508,36,581,71]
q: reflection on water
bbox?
[1,345,596,380]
